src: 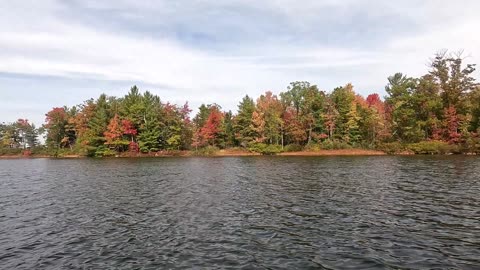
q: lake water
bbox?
[0,157,479,269]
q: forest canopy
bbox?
[2,51,480,156]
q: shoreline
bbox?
[2,148,478,159]
[279,149,386,156]
[0,149,407,159]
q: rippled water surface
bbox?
[1,157,479,269]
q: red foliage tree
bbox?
[283,108,306,144]
[45,107,70,147]
[366,93,385,115]
[122,119,137,141]
[121,119,138,152]
[70,100,96,143]
[45,107,68,128]
[444,106,461,143]
[104,114,124,145]
[199,106,223,146]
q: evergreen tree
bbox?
[233,95,256,147]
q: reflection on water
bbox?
[0,156,479,269]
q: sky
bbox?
[1,0,480,127]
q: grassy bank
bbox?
[0,149,384,158]
[2,141,479,159]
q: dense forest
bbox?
[1,51,480,156]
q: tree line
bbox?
[1,51,480,156]
[0,119,39,151]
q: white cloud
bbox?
[0,0,479,127]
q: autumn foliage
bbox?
[193,105,224,147]
[4,51,477,156]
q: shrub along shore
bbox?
[1,143,478,159]
[1,51,480,158]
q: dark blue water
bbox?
[0,157,479,269]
